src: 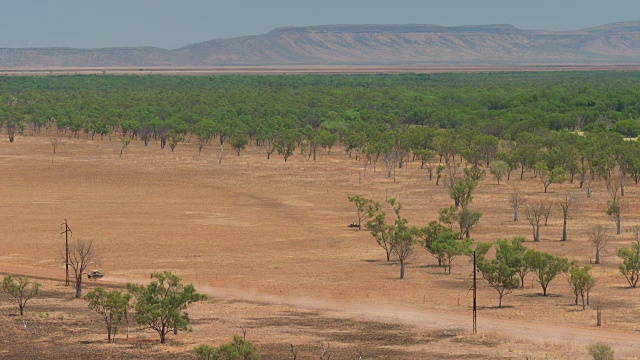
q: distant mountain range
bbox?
[2,21,640,68]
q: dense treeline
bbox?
[1,73,640,182]
[1,72,640,143]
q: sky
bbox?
[2,0,638,49]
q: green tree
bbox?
[84,288,132,343]
[387,198,418,279]
[419,221,448,267]
[1,274,41,316]
[457,208,482,239]
[535,162,567,193]
[432,230,471,274]
[127,271,207,343]
[347,195,380,231]
[496,237,531,288]
[195,336,260,360]
[365,208,394,261]
[568,266,595,310]
[477,255,520,308]
[527,251,570,296]
[438,206,458,230]
[231,133,249,156]
[489,160,509,184]
[617,243,640,288]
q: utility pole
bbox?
[61,220,72,286]
[473,251,477,334]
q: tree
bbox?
[84,288,132,343]
[489,161,509,184]
[51,137,62,154]
[457,208,482,239]
[168,132,183,153]
[435,164,446,186]
[387,199,418,279]
[1,274,41,316]
[231,133,249,156]
[432,230,471,274]
[556,191,577,241]
[527,250,570,296]
[586,343,614,360]
[606,181,622,234]
[568,266,595,310]
[365,208,393,261]
[477,255,520,308]
[496,237,530,288]
[590,225,609,265]
[419,221,448,267]
[617,243,640,288]
[67,239,97,298]
[438,206,457,230]
[347,195,380,231]
[195,336,261,360]
[509,191,525,222]
[127,271,207,343]
[120,136,131,158]
[535,162,567,193]
[448,178,476,209]
[524,203,547,242]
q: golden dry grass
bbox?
[1,133,639,359]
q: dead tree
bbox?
[524,203,547,242]
[556,191,577,241]
[217,139,226,164]
[51,137,62,154]
[320,341,332,360]
[590,225,608,265]
[509,191,525,222]
[606,181,622,234]
[66,239,97,298]
[290,344,297,360]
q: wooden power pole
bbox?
[473,251,477,334]
[61,220,72,286]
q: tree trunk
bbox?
[581,294,586,310]
[19,304,24,316]
[160,332,166,344]
[595,248,600,264]
[498,292,503,308]
[520,275,525,288]
[542,285,547,296]
[75,278,82,298]
[617,217,621,235]
[399,260,405,279]
[562,215,568,241]
[386,250,391,262]
[514,209,518,222]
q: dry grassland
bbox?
[0,134,639,359]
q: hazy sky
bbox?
[2,0,638,49]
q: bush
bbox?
[195,336,260,360]
[587,343,614,360]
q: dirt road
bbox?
[2,264,638,358]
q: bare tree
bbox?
[319,341,332,360]
[51,137,62,154]
[590,225,608,264]
[628,225,640,245]
[509,191,525,222]
[524,203,547,242]
[66,239,97,298]
[543,204,551,226]
[217,139,226,164]
[606,181,622,234]
[557,191,577,241]
[120,136,131,158]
